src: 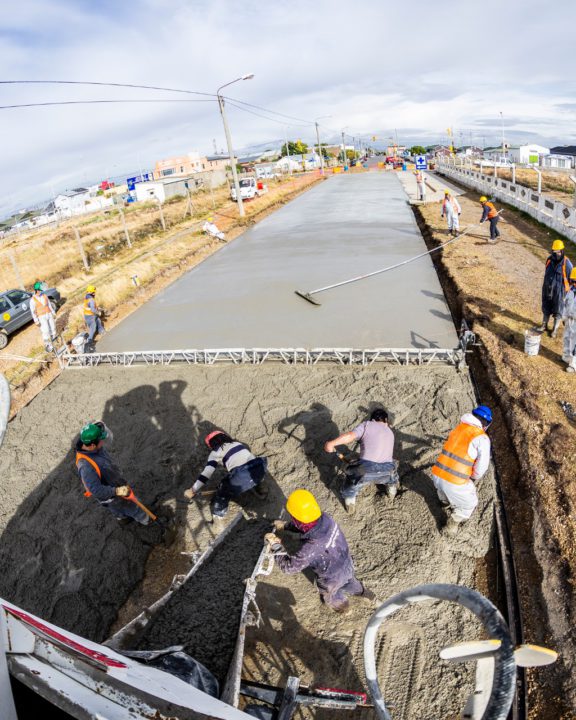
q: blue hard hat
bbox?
[472,405,492,424]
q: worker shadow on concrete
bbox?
[0,380,219,645]
[244,583,371,718]
[421,289,447,302]
[410,330,441,349]
[277,403,342,498]
[398,465,447,531]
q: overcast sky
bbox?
[1,0,575,216]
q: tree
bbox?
[410,145,426,156]
[345,149,360,161]
[281,140,308,157]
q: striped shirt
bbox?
[193,441,255,491]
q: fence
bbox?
[437,160,576,244]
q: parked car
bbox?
[230,177,267,201]
[0,287,62,349]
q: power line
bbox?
[0,99,216,110]
[224,96,315,125]
[0,79,215,97]
[225,99,311,128]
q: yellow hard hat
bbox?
[570,267,576,281]
[444,190,450,196]
[551,240,565,251]
[286,489,321,523]
[207,216,213,222]
[479,196,488,203]
[86,285,96,294]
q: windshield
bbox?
[239,179,253,187]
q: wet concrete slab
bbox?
[98,173,458,351]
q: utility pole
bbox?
[73,226,90,271]
[341,130,346,165]
[284,126,292,175]
[218,94,244,217]
[118,206,132,248]
[315,122,324,175]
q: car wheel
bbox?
[0,331,8,350]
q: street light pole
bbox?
[341,130,346,165]
[217,73,254,218]
[314,116,331,175]
[499,111,505,163]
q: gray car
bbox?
[0,287,62,349]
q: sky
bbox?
[1,0,575,216]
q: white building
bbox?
[507,144,549,165]
[54,188,91,216]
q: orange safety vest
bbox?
[484,201,497,219]
[83,295,96,316]
[75,451,101,497]
[546,257,570,292]
[432,423,485,485]
[32,293,52,317]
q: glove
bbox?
[324,441,335,453]
[273,520,286,532]
[184,488,196,500]
[115,485,131,497]
[264,532,281,548]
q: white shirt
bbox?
[459,413,491,480]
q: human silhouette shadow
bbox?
[277,402,341,497]
[0,380,213,644]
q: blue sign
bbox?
[126,173,153,191]
[415,155,428,170]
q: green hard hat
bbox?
[80,422,107,445]
[33,281,44,291]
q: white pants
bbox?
[444,208,459,231]
[417,181,426,200]
[37,314,56,343]
[432,473,478,521]
[563,317,576,366]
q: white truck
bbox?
[230,177,267,201]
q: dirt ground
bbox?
[0,363,493,718]
[417,177,576,719]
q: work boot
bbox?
[359,584,376,601]
[442,516,462,537]
[537,315,550,333]
[252,482,269,500]
[550,318,561,339]
[333,600,350,615]
[116,517,133,527]
[385,484,398,500]
[343,497,356,515]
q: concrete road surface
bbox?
[98,173,457,351]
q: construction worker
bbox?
[441,191,461,236]
[75,422,150,525]
[30,281,57,351]
[324,408,399,513]
[479,196,500,242]
[266,489,374,613]
[184,430,268,519]
[202,216,225,241]
[414,170,426,201]
[562,267,576,372]
[83,285,105,346]
[539,240,573,338]
[431,406,492,536]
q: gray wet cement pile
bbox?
[133,517,267,684]
[0,364,494,717]
[98,173,457,351]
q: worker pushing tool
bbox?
[83,285,106,349]
[202,216,225,241]
[324,408,399,513]
[184,430,268,519]
[75,422,159,527]
[431,406,492,536]
[266,489,375,613]
[479,196,500,242]
[562,267,576,372]
[539,239,573,338]
[441,191,461,237]
[414,170,426,201]
[30,281,57,352]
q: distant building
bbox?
[275,151,321,173]
[54,188,91,216]
[205,155,231,172]
[542,146,576,169]
[134,169,227,203]
[153,151,208,179]
[483,144,549,165]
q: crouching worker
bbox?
[75,422,151,525]
[184,430,268,518]
[324,408,399,514]
[431,405,492,536]
[266,489,374,614]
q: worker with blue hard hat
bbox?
[431,405,492,536]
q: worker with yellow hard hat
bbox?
[562,266,576,372]
[265,489,374,613]
[539,239,573,338]
[479,196,500,242]
[202,215,225,242]
[83,285,106,350]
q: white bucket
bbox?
[71,333,87,354]
[524,330,541,356]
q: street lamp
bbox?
[217,73,254,217]
[499,111,505,163]
[341,127,349,166]
[314,115,331,175]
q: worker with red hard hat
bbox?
[184,430,268,518]
[431,405,492,536]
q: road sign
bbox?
[126,173,153,191]
[415,155,428,170]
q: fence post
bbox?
[8,251,25,290]
[73,226,90,271]
[118,207,132,248]
[183,186,194,219]
[512,164,516,184]
[157,199,166,231]
[534,167,542,194]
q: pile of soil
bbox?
[416,179,576,718]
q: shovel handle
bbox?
[126,488,157,521]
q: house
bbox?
[153,152,208,179]
[53,188,91,217]
[205,155,231,172]
[134,169,227,203]
[483,144,549,165]
[542,146,576,170]
[275,152,321,173]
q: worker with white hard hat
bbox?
[562,266,576,372]
[441,191,461,236]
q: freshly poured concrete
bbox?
[99,173,457,351]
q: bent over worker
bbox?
[83,285,105,345]
[431,406,492,536]
[75,422,150,525]
[562,267,576,373]
[479,196,500,242]
[30,281,57,351]
[441,191,461,236]
[540,240,573,338]
[266,489,374,613]
[324,408,399,513]
[184,430,268,518]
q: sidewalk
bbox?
[397,170,464,204]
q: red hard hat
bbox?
[205,430,225,448]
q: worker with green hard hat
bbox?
[30,280,57,352]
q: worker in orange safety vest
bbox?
[431,405,492,536]
[30,281,57,351]
[479,196,500,242]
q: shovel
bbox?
[126,488,157,522]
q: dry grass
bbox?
[479,165,576,201]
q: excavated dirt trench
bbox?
[0,364,495,719]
